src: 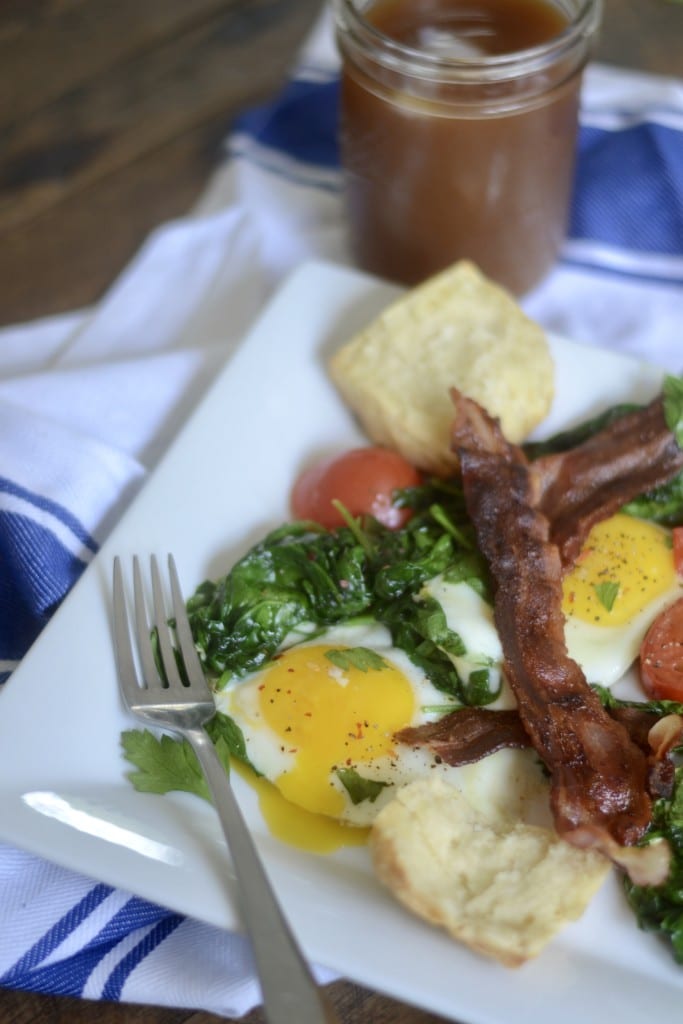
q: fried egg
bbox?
[216,620,548,846]
[217,622,457,829]
[561,513,682,685]
[422,513,683,698]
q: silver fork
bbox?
[112,554,341,1024]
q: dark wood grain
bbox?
[0,0,235,125]
[0,978,453,1024]
[0,115,234,318]
[0,0,323,324]
[1,1,321,231]
[0,1,680,1022]
[596,0,682,77]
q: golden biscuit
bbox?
[371,776,610,966]
[330,261,554,475]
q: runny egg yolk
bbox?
[256,644,416,818]
[231,760,371,853]
[562,514,675,626]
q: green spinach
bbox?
[187,479,489,702]
[336,767,390,805]
[598,687,683,961]
[624,768,683,963]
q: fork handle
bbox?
[185,726,341,1024]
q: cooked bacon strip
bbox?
[608,706,664,753]
[450,390,667,883]
[396,707,530,766]
[534,396,683,566]
[648,713,683,761]
[646,714,683,798]
[574,831,670,888]
[607,706,676,798]
[397,704,680,799]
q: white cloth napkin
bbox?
[1,6,682,1017]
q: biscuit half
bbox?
[371,776,610,967]
[329,261,554,476]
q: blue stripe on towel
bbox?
[570,122,683,254]
[0,884,113,987]
[101,914,184,1000]
[0,894,180,998]
[0,513,90,660]
[233,77,340,169]
[0,478,98,553]
[0,476,96,674]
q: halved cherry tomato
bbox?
[291,446,422,529]
[673,527,683,577]
[640,596,683,701]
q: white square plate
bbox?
[1,261,680,1023]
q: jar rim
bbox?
[333,0,602,83]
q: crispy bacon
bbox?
[646,714,683,798]
[396,707,530,766]
[398,705,682,800]
[449,389,671,883]
[534,396,683,566]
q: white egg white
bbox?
[564,583,683,687]
[422,568,683,696]
[421,575,514,708]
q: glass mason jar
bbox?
[333,0,602,295]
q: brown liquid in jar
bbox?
[338,0,583,295]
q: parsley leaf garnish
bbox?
[325,647,389,672]
[595,580,620,611]
[121,729,212,799]
[336,767,390,805]
[121,712,255,801]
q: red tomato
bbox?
[640,596,683,702]
[673,527,683,576]
[291,446,422,529]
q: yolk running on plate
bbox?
[562,514,675,626]
[258,644,416,818]
[232,761,370,853]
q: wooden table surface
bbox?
[1,1,681,1022]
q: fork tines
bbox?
[113,554,212,710]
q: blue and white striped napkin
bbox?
[1,7,682,1018]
